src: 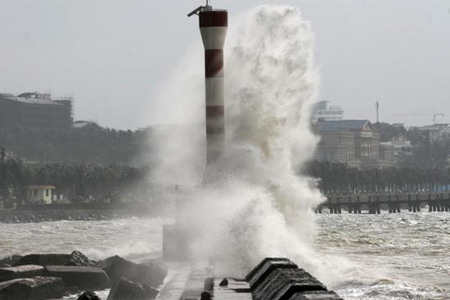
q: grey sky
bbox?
[0,0,449,129]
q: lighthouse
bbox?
[189,2,228,165]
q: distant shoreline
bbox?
[0,203,161,223]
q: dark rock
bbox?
[0,276,65,300]
[45,265,109,290]
[77,291,102,300]
[15,254,70,266]
[98,255,167,288]
[0,265,45,282]
[253,268,327,300]
[67,251,95,266]
[14,250,94,267]
[219,277,228,287]
[0,255,23,268]
[200,291,212,300]
[106,278,158,300]
[140,259,168,286]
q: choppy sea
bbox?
[1,212,449,299]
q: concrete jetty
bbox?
[179,257,342,300]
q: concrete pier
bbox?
[178,258,341,300]
[318,192,450,214]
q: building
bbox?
[311,101,344,123]
[388,136,414,163]
[27,185,56,204]
[314,120,392,169]
[0,92,72,129]
[414,124,450,144]
[378,142,396,168]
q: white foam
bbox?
[149,4,331,279]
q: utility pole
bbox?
[375,101,379,123]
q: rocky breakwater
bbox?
[0,251,168,300]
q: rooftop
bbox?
[316,120,372,132]
[0,92,71,106]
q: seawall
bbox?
[0,203,157,223]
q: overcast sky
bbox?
[0,0,449,129]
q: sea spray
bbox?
[149,5,333,280]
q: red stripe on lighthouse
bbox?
[205,50,224,78]
[200,11,228,27]
[206,105,224,117]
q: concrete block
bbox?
[246,257,293,281]
[0,265,45,282]
[0,276,64,300]
[253,268,327,300]
[288,290,344,300]
[246,257,298,291]
[77,291,101,300]
[107,278,158,300]
[45,265,109,290]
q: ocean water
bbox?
[1,213,449,299]
[317,211,450,300]
[0,217,169,300]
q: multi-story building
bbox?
[311,101,344,123]
[0,92,73,129]
[415,124,450,144]
[314,120,392,169]
[379,142,396,168]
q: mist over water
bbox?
[150,5,331,278]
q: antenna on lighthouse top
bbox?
[187,6,204,17]
[187,1,213,17]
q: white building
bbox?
[312,101,344,123]
[27,185,55,204]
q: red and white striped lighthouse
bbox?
[189,3,228,165]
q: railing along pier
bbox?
[317,192,450,214]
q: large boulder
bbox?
[0,265,45,282]
[68,251,96,266]
[107,278,158,300]
[0,276,65,300]
[45,265,109,290]
[14,251,94,267]
[98,255,167,288]
[0,255,23,268]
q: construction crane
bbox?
[393,110,445,124]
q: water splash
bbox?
[150,5,327,278]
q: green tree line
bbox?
[0,157,148,207]
[0,124,150,165]
[303,161,450,194]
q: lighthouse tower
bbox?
[189,3,228,165]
